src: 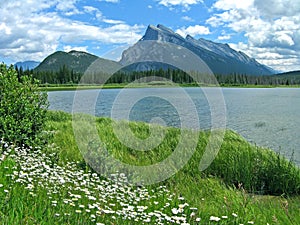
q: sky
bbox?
[0,0,300,72]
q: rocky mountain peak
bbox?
[122,24,275,75]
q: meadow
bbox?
[1,110,300,224]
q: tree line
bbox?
[15,65,300,86]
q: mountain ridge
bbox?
[14,61,40,70]
[120,24,275,75]
[34,51,100,73]
[34,24,275,76]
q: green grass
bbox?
[39,82,300,92]
[1,110,300,224]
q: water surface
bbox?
[48,87,300,165]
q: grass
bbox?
[39,82,300,92]
[39,82,183,92]
[1,110,300,224]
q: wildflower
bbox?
[232,213,238,217]
[178,208,184,213]
[210,216,221,222]
[172,208,178,215]
[196,218,201,222]
[75,210,82,214]
[179,204,185,209]
[88,195,97,201]
[88,204,96,209]
[144,218,151,222]
[248,222,254,224]
[222,216,228,219]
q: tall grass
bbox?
[48,111,300,196]
[1,110,300,224]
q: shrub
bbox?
[0,63,48,146]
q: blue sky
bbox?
[0,0,300,72]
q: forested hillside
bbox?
[15,65,300,86]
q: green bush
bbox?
[0,63,48,146]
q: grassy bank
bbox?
[39,82,300,92]
[1,110,300,224]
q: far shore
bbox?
[39,82,300,92]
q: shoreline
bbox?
[40,83,300,92]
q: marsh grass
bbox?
[1,110,300,224]
[48,111,300,196]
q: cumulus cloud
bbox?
[218,35,231,40]
[181,16,194,22]
[254,0,300,18]
[56,0,81,16]
[98,0,119,3]
[207,0,300,71]
[213,0,254,10]
[0,0,143,63]
[103,19,125,24]
[176,25,210,37]
[63,46,89,52]
[157,0,202,10]
[83,6,99,13]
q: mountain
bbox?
[35,50,122,76]
[34,24,275,77]
[120,24,275,76]
[14,61,40,70]
[271,70,300,84]
[35,51,99,73]
[274,70,300,77]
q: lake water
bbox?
[48,87,300,165]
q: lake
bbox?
[48,87,300,165]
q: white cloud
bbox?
[207,0,300,71]
[213,0,254,10]
[103,19,125,24]
[157,0,202,9]
[176,25,210,37]
[218,35,231,40]
[98,0,119,3]
[63,46,89,52]
[83,6,99,13]
[275,32,295,47]
[181,16,194,22]
[0,0,143,63]
[56,0,81,15]
[254,0,300,18]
